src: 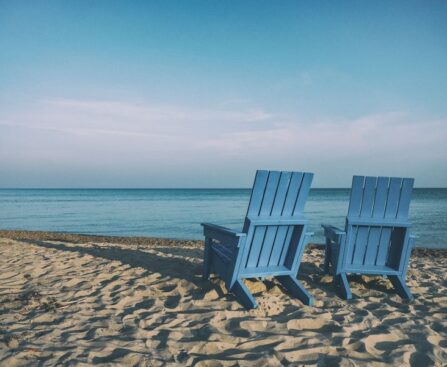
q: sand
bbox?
[0,230,446,366]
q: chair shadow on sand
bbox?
[19,238,342,307]
[20,238,219,293]
[20,238,402,305]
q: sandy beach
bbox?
[0,230,446,366]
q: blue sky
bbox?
[0,0,446,187]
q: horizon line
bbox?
[1,187,446,190]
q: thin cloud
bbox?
[44,98,274,124]
[1,97,446,187]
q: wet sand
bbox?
[0,230,446,366]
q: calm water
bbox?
[0,189,446,248]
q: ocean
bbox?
[0,188,446,248]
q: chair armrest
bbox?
[409,234,419,239]
[201,223,245,236]
[321,224,346,243]
[201,223,246,247]
[247,216,307,226]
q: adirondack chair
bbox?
[322,176,416,300]
[201,170,314,309]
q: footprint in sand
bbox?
[240,320,268,332]
[361,333,402,356]
[224,319,251,338]
[90,348,133,364]
[118,299,155,319]
[4,335,20,349]
[287,313,331,331]
[427,335,447,349]
[160,284,177,293]
[203,289,220,301]
[164,295,181,309]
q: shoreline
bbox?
[1,229,446,257]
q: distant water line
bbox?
[0,188,446,249]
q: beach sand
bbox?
[0,230,446,366]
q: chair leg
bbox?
[324,239,331,274]
[231,279,257,310]
[335,273,352,300]
[277,275,314,306]
[389,275,413,300]
[202,238,212,280]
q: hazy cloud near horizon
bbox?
[1,97,446,187]
[1,1,446,187]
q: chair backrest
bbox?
[343,176,414,270]
[239,170,313,273]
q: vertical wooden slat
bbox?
[292,226,308,273]
[265,173,293,266]
[360,177,377,216]
[238,227,255,271]
[385,177,402,218]
[345,176,363,264]
[258,172,292,266]
[257,226,279,266]
[268,226,288,266]
[271,172,293,216]
[393,179,414,271]
[364,177,389,265]
[274,172,305,268]
[292,172,313,215]
[343,225,355,268]
[259,171,281,216]
[246,172,281,267]
[278,226,293,266]
[374,178,397,265]
[281,172,304,216]
[275,172,313,268]
[388,228,405,268]
[352,231,367,265]
[372,177,389,218]
[397,178,414,219]
[254,172,281,266]
[347,176,365,217]
[374,227,387,266]
[376,178,402,266]
[352,177,376,264]
[346,225,359,265]
[284,225,304,269]
[243,170,269,232]
[398,230,413,274]
[245,226,266,268]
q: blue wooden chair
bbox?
[322,176,416,300]
[201,170,314,309]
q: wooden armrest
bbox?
[321,224,345,243]
[347,217,411,227]
[201,223,245,236]
[201,223,246,246]
[247,216,307,226]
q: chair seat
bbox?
[345,264,400,275]
[241,265,290,277]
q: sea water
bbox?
[0,188,446,248]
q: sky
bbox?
[0,1,446,188]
